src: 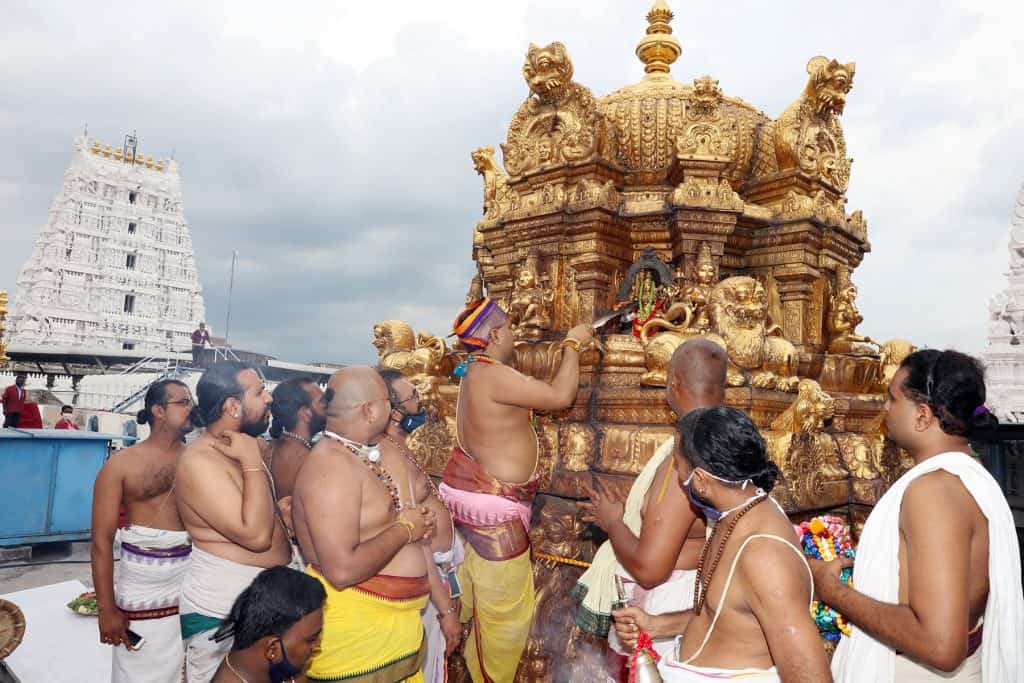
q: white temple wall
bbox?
[983,182,1024,423]
[6,134,206,353]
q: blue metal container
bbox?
[0,429,134,546]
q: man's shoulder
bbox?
[471,360,527,383]
[737,525,809,595]
[904,469,973,506]
[902,469,980,530]
[300,443,359,478]
[178,439,226,473]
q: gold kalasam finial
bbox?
[636,0,681,76]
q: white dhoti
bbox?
[179,545,265,683]
[422,534,466,683]
[660,639,780,681]
[894,647,983,682]
[112,525,191,683]
[832,453,1024,683]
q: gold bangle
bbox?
[559,338,582,354]
[394,518,415,544]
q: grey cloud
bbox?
[2,1,1022,365]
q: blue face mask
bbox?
[268,639,302,683]
[682,468,762,523]
[399,411,426,433]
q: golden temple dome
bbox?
[598,1,769,186]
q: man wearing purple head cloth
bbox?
[441,297,592,682]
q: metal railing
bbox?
[110,356,186,413]
[972,424,1024,577]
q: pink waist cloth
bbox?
[438,482,532,531]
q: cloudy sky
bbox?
[2,0,1022,365]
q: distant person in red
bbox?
[191,322,212,368]
[2,372,28,428]
[17,403,43,429]
[55,405,80,430]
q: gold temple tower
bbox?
[371,3,913,678]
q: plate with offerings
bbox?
[66,591,99,616]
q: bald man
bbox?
[577,339,727,674]
[292,366,437,683]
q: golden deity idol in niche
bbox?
[370,2,916,678]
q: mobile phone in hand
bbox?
[446,569,463,599]
[126,628,145,651]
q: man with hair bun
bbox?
[268,376,326,500]
[822,349,1024,682]
[616,405,831,682]
[90,379,195,683]
[175,361,292,682]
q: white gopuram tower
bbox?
[984,182,1024,423]
[7,134,205,353]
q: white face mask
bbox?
[322,430,381,462]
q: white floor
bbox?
[1,580,110,682]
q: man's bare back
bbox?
[176,435,291,568]
[642,455,706,570]
[677,502,811,670]
[457,363,538,483]
[269,437,307,501]
[898,470,990,631]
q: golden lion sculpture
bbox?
[640,276,798,390]
[775,56,855,192]
[502,42,611,176]
[766,378,848,508]
[372,320,452,378]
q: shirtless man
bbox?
[820,350,1024,682]
[577,339,724,674]
[292,366,437,682]
[268,376,326,499]
[175,361,291,683]
[378,368,462,682]
[440,296,593,683]
[615,406,830,682]
[91,379,195,683]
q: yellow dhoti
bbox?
[306,567,429,682]
[439,447,540,683]
[458,543,535,683]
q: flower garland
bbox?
[795,515,855,642]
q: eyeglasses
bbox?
[164,398,194,407]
